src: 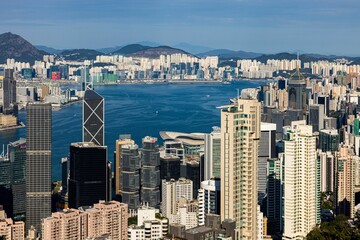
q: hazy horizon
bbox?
[1,0,359,56]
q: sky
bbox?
[0,0,359,55]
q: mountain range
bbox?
[1,32,359,64]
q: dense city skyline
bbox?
[0,0,359,55]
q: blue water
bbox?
[0,81,267,180]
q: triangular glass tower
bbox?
[83,89,104,146]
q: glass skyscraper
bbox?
[26,103,52,232]
[83,89,104,146]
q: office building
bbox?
[319,151,335,192]
[258,122,276,205]
[185,159,200,199]
[335,145,355,218]
[266,157,283,236]
[219,97,261,239]
[197,179,220,226]
[204,126,221,180]
[283,121,320,239]
[26,103,52,232]
[287,77,306,111]
[0,69,17,115]
[319,129,339,153]
[308,104,325,132]
[140,136,160,208]
[160,155,181,181]
[83,89,104,146]
[68,142,110,208]
[0,139,26,221]
[163,141,184,161]
[114,136,134,196]
[120,143,141,210]
[9,139,26,220]
[0,154,12,219]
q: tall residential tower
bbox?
[219,97,261,240]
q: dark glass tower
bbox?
[121,143,141,210]
[68,142,110,208]
[8,139,26,221]
[160,155,181,181]
[141,136,160,208]
[26,103,52,231]
[83,89,104,146]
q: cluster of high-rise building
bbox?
[2,54,360,240]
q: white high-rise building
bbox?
[197,179,220,226]
[283,120,320,239]
[161,178,193,224]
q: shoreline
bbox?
[0,122,25,132]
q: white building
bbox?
[283,120,320,239]
[161,178,193,224]
[198,179,220,226]
[128,205,168,240]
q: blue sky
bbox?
[0,0,359,55]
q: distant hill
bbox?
[198,49,262,59]
[136,41,162,47]
[112,44,151,55]
[35,45,62,54]
[112,44,192,58]
[172,43,213,55]
[96,46,122,54]
[255,52,336,64]
[60,49,104,61]
[0,32,48,63]
[128,46,192,58]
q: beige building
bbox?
[0,217,25,240]
[115,137,135,195]
[92,201,128,240]
[219,98,261,240]
[41,201,128,240]
[283,121,319,239]
[0,114,17,128]
[42,209,87,240]
[335,145,355,218]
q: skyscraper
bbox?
[140,136,160,208]
[335,145,355,218]
[0,68,17,115]
[308,104,324,132]
[8,139,26,221]
[219,97,261,239]
[266,157,283,236]
[83,89,104,146]
[160,155,181,181]
[282,120,320,239]
[120,143,141,210]
[204,126,221,180]
[319,129,339,153]
[26,103,52,232]
[258,122,276,205]
[114,136,134,197]
[68,142,110,209]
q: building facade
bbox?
[26,103,52,232]
[283,121,320,239]
[220,98,261,240]
[68,142,110,208]
[83,89,104,146]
